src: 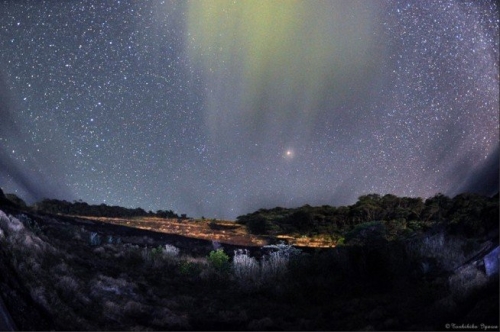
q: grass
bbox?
[71,214,339,248]
[76,215,270,247]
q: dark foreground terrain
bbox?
[0,193,498,330]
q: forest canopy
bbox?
[236,192,499,243]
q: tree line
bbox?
[32,198,179,219]
[236,192,499,242]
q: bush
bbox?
[261,251,289,281]
[89,232,101,246]
[232,243,302,292]
[179,261,198,276]
[17,214,42,235]
[122,244,145,268]
[207,249,230,272]
[262,242,302,259]
[405,232,467,272]
[141,244,180,268]
[233,249,261,290]
[163,244,180,259]
[151,245,163,259]
[449,265,488,302]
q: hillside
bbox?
[0,191,498,330]
[74,216,268,247]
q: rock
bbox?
[0,211,25,234]
[484,246,499,277]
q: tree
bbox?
[351,195,383,223]
[344,220,388,247]
[422,193,451,222]
[246,215,270,235]
[447,193,488,236]
[284,210,314,232]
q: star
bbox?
[0,0,497,219]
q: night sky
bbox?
[0,0,498,219]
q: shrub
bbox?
[55,275,81,297]
[163,244,180,258]
[179,261,196,276]
[232,243,302,292]
[261,251,288,281]
[105,235,121,244]
[151,245,163,256]
[233,249,261,290]
[207,249,230,272]
[123,244,143,267]
[262,242,302,259]
[89,232,101,246]
[17,214,42,235]
[448,265,488,302]
[260,243,301,281]
[137,243,181,269]
[142,245,164,268]
[405,232,467,272]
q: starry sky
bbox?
[0,0,498,219]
